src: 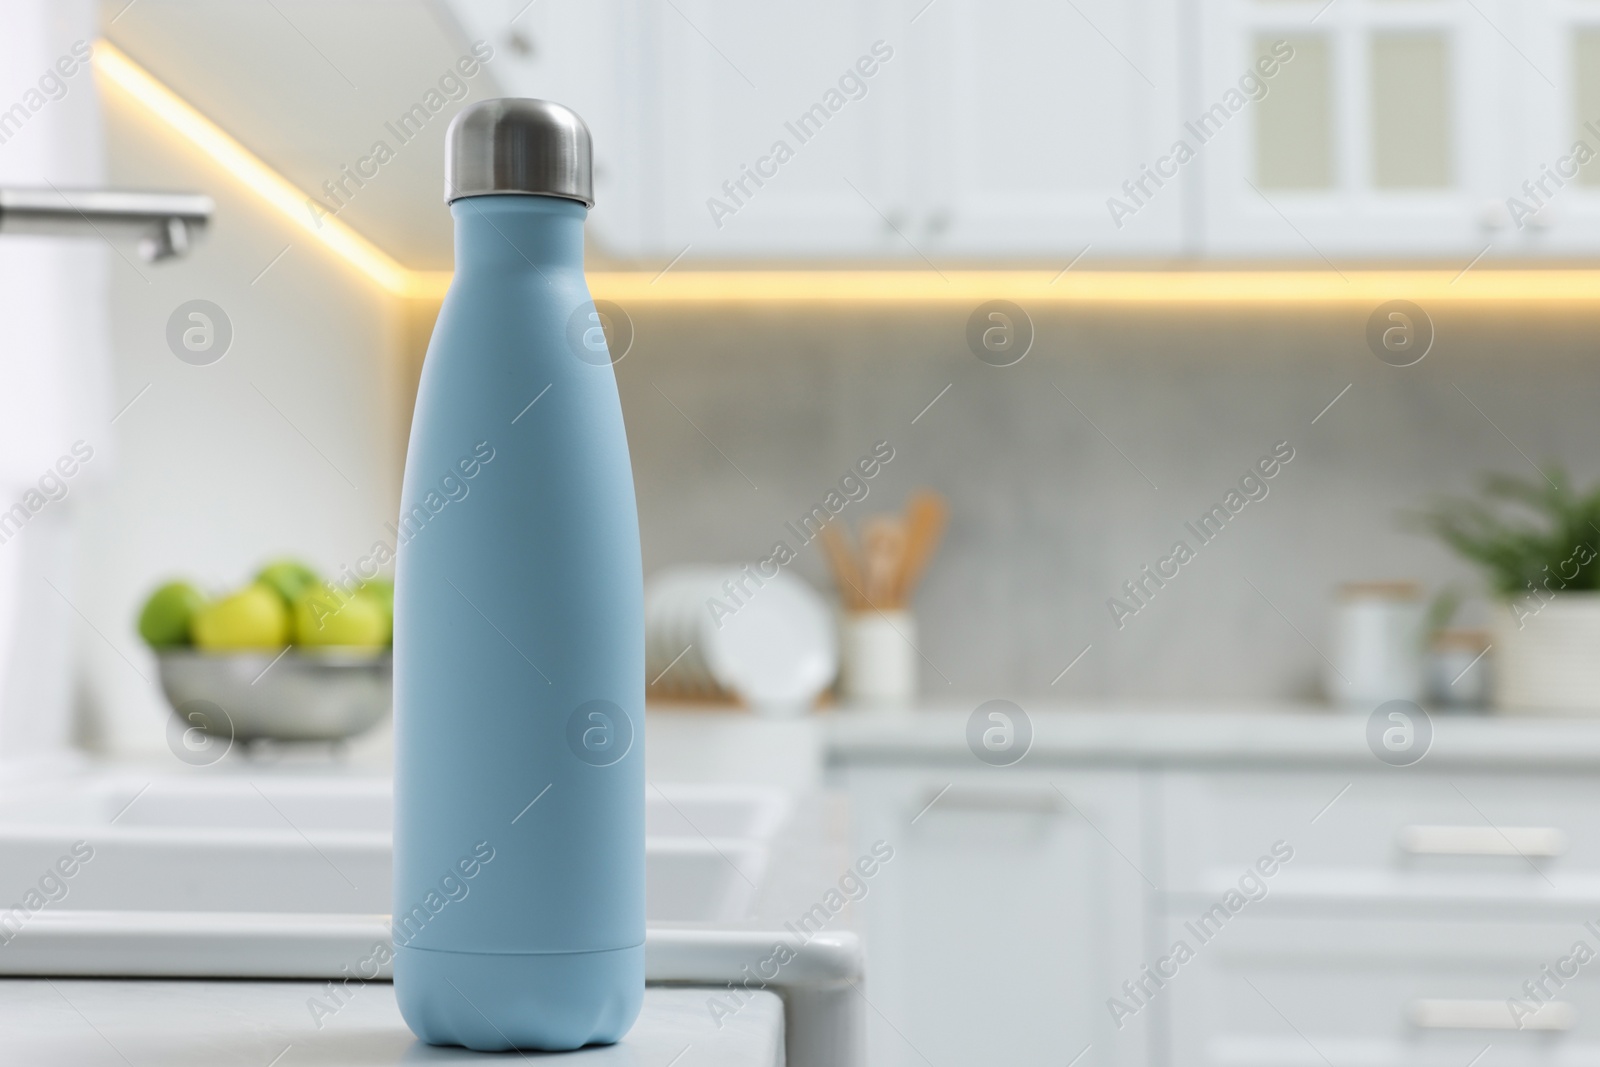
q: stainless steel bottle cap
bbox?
[445,98,594,207]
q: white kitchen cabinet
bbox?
[598,0,1185,261]
[902,0,1185,259]
[1196,0,1508,258]
[845,767,1150,1067]
[640,0,907,260]
[1489,0,1600,257]
[834,713,1600,1067]
[1158,766,1600,1065]
[1162,767,1600,897]
[449,0,1600,258]
[1164,910,1600,1067]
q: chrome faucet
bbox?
[0,188,212,262]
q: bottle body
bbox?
[392,194,643,1051]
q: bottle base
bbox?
[394,942,644,1051]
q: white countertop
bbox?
[825,705,1600,769]
[0,979,783,1066]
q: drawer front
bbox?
[1162,909,1600,1067]
[1162,769,1600,901]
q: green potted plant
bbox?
[1416,469,1600,714]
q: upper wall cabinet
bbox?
[642,0,907,259]
[458,0,1185,262]
[627,0,1186,262]
[447,0,1600,261]
[1508,0,1600,256]
[1199,1,1484,257]
[910,0,1185,259]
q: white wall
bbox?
[73,75,407,755]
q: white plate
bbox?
[646,568,838,711]
[701,571,836,713]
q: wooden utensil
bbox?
[818,521,868,610]
[895,491,948,604]
[862,515,907,608]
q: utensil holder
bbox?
[839,609,916,710]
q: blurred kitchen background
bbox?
[7,0,1595,754]
[9,1,1600,1065]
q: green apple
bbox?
[357,579,394,645]
[358,577,393,612]
[191,583,290,650]
[255,559,321,606]
[137,580,207,648]
[292,585,388,648]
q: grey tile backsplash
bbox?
[616,302,1600,703]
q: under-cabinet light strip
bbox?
[583,267,1600,305]
[92,40,444,298]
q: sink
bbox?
[0,768,860,1067]
[0,773,786,923]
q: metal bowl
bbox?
[156,649,391,744]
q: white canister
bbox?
[1328,582,1427,709]
[1428,629,1492,710]
[839,610,917,710]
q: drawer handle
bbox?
[1411,999,1575,1031]
[1399,825,1567,858]
[913,786,1062,816]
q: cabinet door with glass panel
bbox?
[1197,0,1507,258]
[1511,1,1600,255]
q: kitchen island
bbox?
[0,978,782,1064]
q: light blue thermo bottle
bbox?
[392,99,644,1051]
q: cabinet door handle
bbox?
[913,786,1062,816]
[1399,825,1567,857]
[1410,999,1575,1031]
